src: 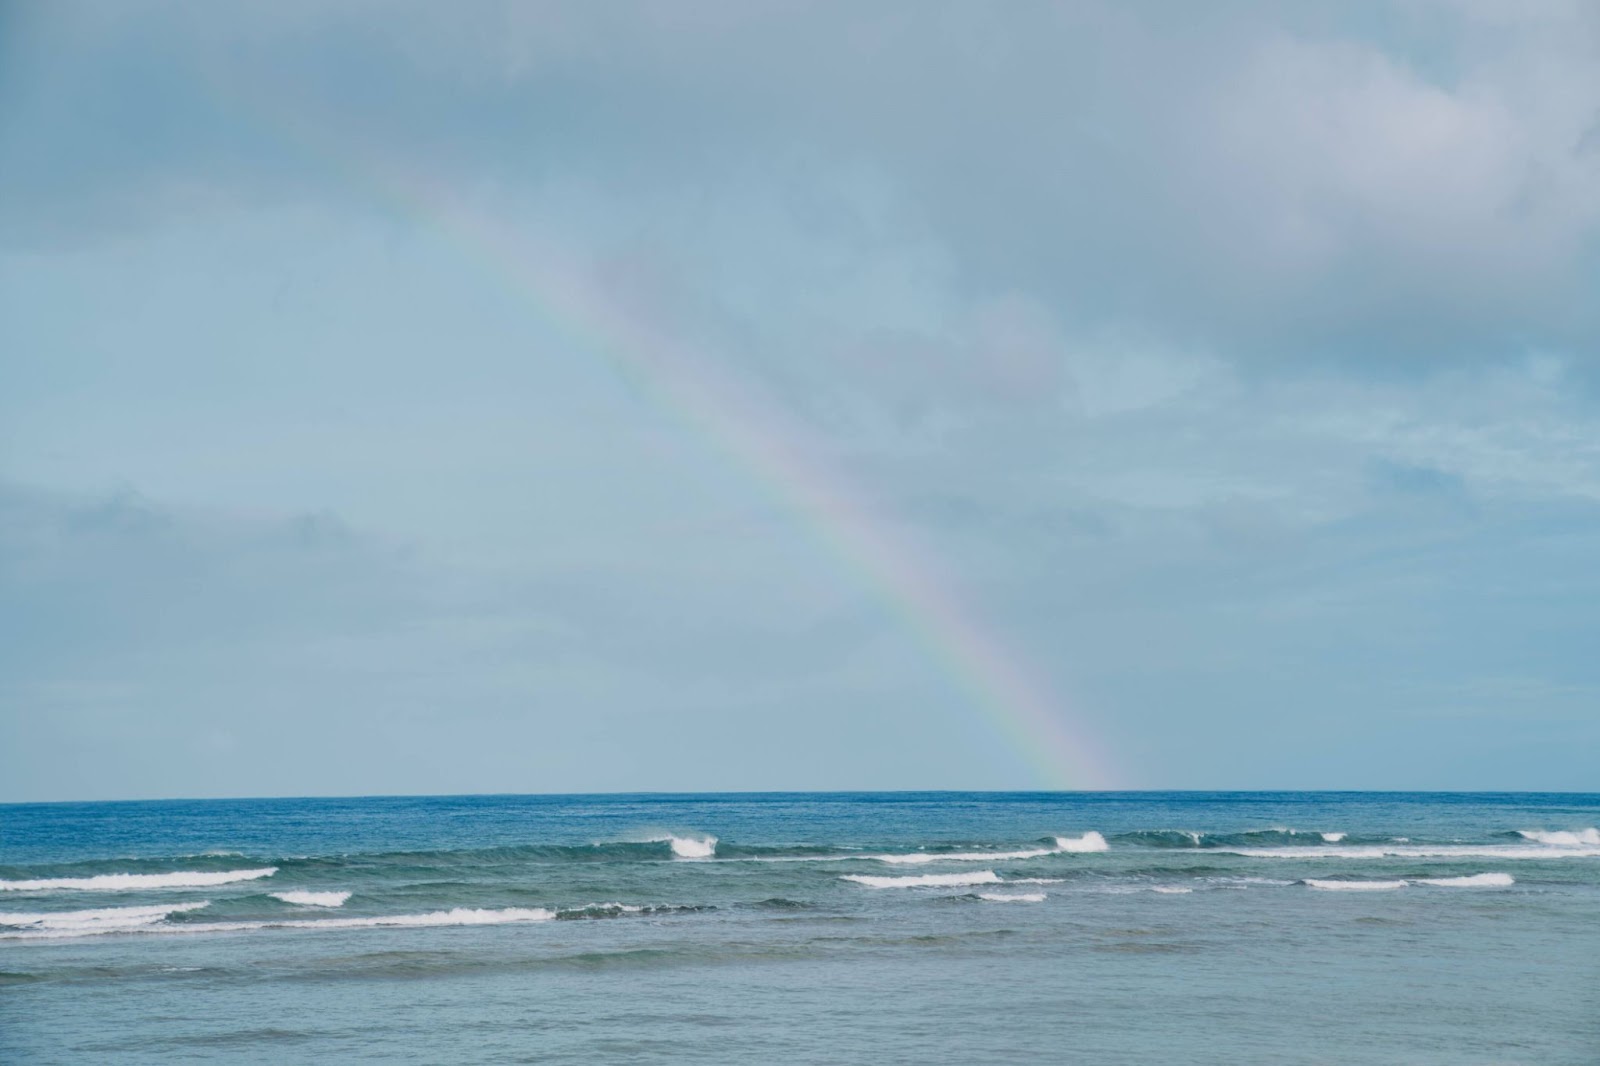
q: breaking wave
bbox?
[1517,829,1600,847]
[270,891,350,908]
[842,871,1002,889]
[1205,843,1599,860]
[1054,832,1109,853]
[977,892,1045,903]
[1412,873,1514,888]
[871,847,1055,865]
[1304,879,1408,892]
[1,906,557,940]
[1304,873,1513,892]
[0,868,278,892]
[640,834,717,859]
[0,902,211,936]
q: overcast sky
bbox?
[3,1,1598,800]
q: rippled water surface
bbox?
[3,791,1598,1063]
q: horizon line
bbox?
[4,787,1596,807]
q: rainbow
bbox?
[205,71,1117,789]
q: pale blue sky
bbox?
[3,1,1598,800]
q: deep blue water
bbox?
[3,791,1598,1064]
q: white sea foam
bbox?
[270,891,350,908]
[274,907,556,929]
[1303,872,1513,891]
[1518,828,1600,847]
[564,902,645,914]
[1413,873,1515,888]
[1151,886,1193,894]
[1054,832,1109,853]
[1203,844,1600,860]
[0,868,278,892]
[871,847,1055,865]
[842,871,1003,889]
[977,892,1046,903]
[642,834,717,859]
[1006,877,1066,885]
[0,902,210,935]
[0,906,556,940]
[1320,832,1347,843]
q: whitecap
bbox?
[1054,832,1109,853]
[270,891,350,908]
[871,847,1055,865]
[0,902,210,934]
[1320,832,1347,843]
[1303,879,1407,892]
[0,906,556,940]
[1203,844,1600,860]
[1151,886,1193,894]
[0,868,278,892]
[217,906,556,931]
[1518,828,1600,847]
[977,892,1045,903]
[1413,873,1514,888]
[641,834,717,859]
[842,871,1002,889]
[560,902,645,915]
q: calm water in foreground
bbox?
[2,791,1598,1064]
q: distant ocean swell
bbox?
[0,825,1588,941]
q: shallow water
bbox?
[2,792,1598,1064]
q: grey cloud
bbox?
[5,3,1600,798]
[0,482,996,799]
[5,1,1598,360]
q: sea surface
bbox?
[2,791,1597,1064]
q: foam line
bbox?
[871,847,1055,865]
[1303,879,1407,892]
[0,906,556,940]
[0,868,278,892]
[0,902,210,933]
[1204,845,1600,860]
[270,891,351,908]
[1412,873,1514,888]
[842,871,1002,889]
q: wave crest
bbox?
[1413,873,1514,888]
[1518,828,1600,847]
[0,902,210,935]
[637,834,717,859]
[1304,879,1407,892]
[2,906,557,940]
[270,891,350,908]
[1054,832,1109,853]
[871,847,1054,865]
[842,871,1002,889]
[0,868,278,892]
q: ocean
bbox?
[2,791,1597,1064]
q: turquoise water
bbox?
[2,792,1598,1063]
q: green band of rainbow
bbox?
[205,68,1118,789]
